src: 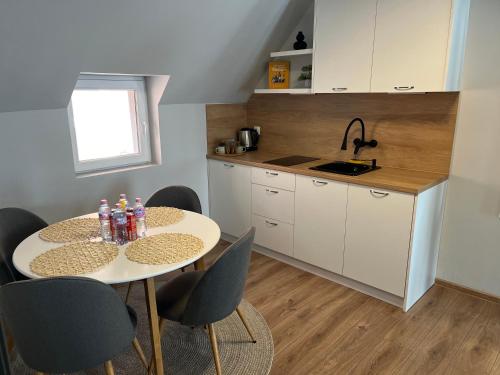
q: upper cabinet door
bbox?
[371,0,453,92]
[313,0,377,93]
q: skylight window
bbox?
[68,74,151,173]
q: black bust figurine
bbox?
[293,31,307,50]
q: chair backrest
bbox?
[0,277,135,373]
[181,227,255,326]
[145,186,202,214]
[0,208,47,285]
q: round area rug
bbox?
[9,287,273,375]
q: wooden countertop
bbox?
[207,152,448,195]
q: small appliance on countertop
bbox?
[238,127,259,151]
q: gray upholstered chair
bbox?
[0,277,148,375]
[125,185,203,303]
[145,185,202,214]
[0,208,47,285]
[150,227,256,375]
[0,327,11,375]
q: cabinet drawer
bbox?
[252,184,294,224]
[251,167,295,191]
[252,215,293,256]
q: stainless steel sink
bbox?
[310,161,380,176]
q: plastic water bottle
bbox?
[119,199,128,211]
[119,194,128,210]
[98,199,112,242]
[113,203,128,245]
[134,198,147,238]
[126,208,137,241]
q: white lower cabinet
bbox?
[208,161,444,309]
[293,175,348,274]
[252,214,294,256]
[208,160,251,237]
[343,185,415,297]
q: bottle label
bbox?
[134,207,145,219]
[127,213,137,241]
[99,212,110,220]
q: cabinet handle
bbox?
[332,87,347,91]
[266,171,279,176]
[370,189,389,198]
[266,189,279,194]
[394,86,415,91]
[265,220,278,227]
[313,179,328,186]
[223,163,234,168]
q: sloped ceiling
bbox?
[0,0,312,113]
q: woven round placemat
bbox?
[30,241,118,277]
[126,232,204,265]
[39,218,100,243]
[146,207,185,228]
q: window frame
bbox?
[68,74,152,174]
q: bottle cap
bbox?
[136,197,142,202]
[100,199,108,205]
[115,203,121,208]
[119,194,127,199]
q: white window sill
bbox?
[75,162,161,178]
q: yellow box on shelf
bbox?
[268,61,290,89]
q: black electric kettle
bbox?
[238,128,259,151]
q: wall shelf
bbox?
[254,88,312,94]
[270,49,313,58]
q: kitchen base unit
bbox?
[208,158,447,311]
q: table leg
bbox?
[143,278,164,375]
[194,257,206,271]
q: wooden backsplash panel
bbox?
[206,103,247,152]
[246,93,459,174]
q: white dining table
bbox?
[13,210,221,375]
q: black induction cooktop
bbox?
[263,155,320,167]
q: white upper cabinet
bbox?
[313,0,377,93]
[312,0,469,93]
[371,0,454,92]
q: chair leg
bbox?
[132,337,148,369]
[148,318,166,375]
[125,281,134,304]
[104,361,115,375]
[235,306,257,343]
[207,324,222,375]
[35,372,46,375]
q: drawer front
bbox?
[251,167,296,191]
[252,184,295,224]
[252,215,293,256]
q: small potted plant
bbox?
[298,65,312,88]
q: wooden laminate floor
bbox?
[245,251,500,375]
[173,241,500,374]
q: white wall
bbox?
[0,104,209,223]
[438,0,500,296]
[0,0,312,112]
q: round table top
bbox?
[13,211,221,284]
